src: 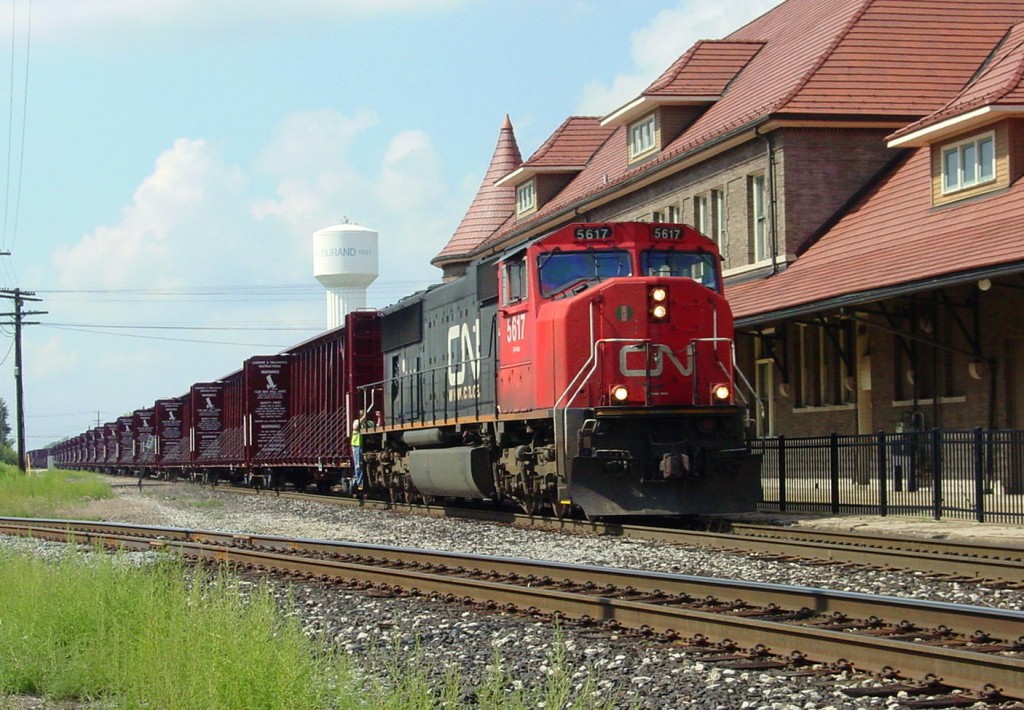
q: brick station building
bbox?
[433,0,1024,440]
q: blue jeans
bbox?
[352,445,363,488]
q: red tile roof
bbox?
[472,0,1024,257]
[432,115,521,268]
[890,22,1024,142]
[644,40,765,98]
[725,146,1024,322]
[519,116,614,169]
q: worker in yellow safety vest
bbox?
[351,411,366,490]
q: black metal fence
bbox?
[752,429,1024,523]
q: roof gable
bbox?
[890,22,1024,146]
[646,40,765,98]
[496,116,615,187]
[603,40,765,126]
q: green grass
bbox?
[0,548,619,709]
[0,464,112,517]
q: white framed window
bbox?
[516,180,536,214]
[694,194,709,235]
[665,204,681,223]
[712,188,726,257]
[628,114,656,159]
[941,132,995,193]
[651,210,663,222]
[750,174,768,261]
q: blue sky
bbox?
[4,0,780,449]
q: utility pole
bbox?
[0,288,45,471]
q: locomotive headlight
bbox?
[712,384,731,401]
[648,286,669,322]
[611,385,630,403]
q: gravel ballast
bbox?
[4,479,1023,709]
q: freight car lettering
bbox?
[619,344,693,377]
[447,319,481,386]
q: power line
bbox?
[41,321,292,348]
[44,321,321,331]
[34,280,437,302]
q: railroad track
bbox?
[2,516,1023,704]
[204,482,1024,585]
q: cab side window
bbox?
[502,256,527,305]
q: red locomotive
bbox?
[361,221,760,516]
[40,222,761,518]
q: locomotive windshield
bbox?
[641,250,720,292]
[538,249,632,298]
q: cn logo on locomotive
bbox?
[618,344,693,377]
[447,319,481,386]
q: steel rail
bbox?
[722,521,1024,561]
[206,484,1024,582]
[2,517,1023,698]
[403,506,1024,584]
[4,517,1020,638]
[35,473,1024,583]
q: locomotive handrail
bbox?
[688,335,761,419]
[557,337,652,464]
[357,356,489,428]
[687,336,737,404]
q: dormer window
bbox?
[516,180,536,215]
[942,132,995,194]
[628,113,657,161]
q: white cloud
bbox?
[253,110,457,291]
[376,130,447,213]
[576,0,782,115]
[251,108,379,230]
[52,138,253,291]
[50,106,459,348]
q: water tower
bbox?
[312,222,379,329]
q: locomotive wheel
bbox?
[550,498,570,519]
[387,479,404,504]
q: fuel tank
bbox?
[408,446,496,499]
